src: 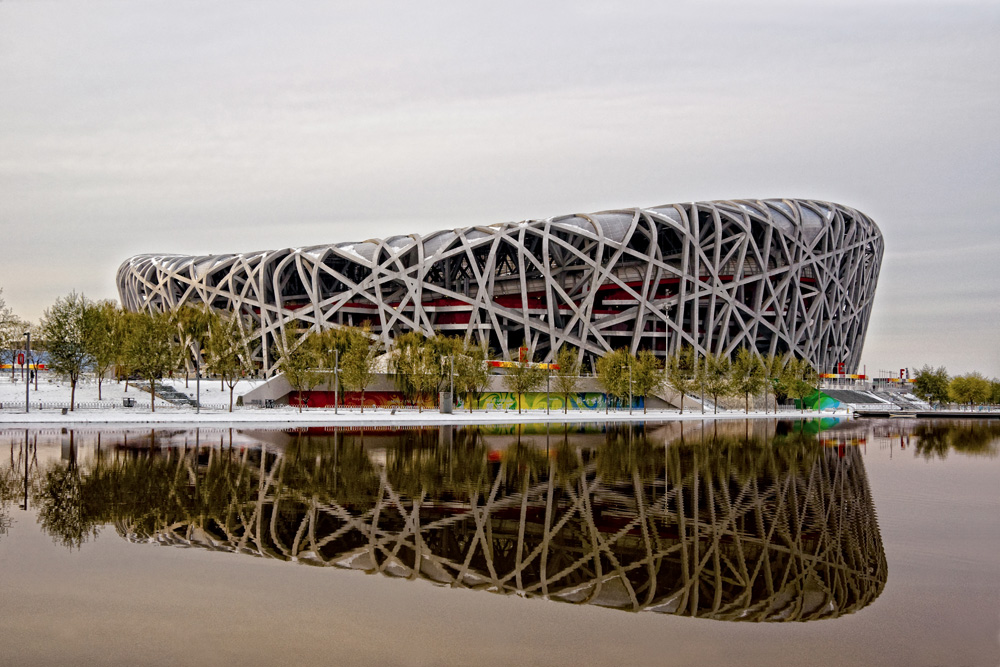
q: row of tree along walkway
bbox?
[25,294,822,415]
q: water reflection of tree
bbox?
[5,424,887,622]
[33,435,101,549]
[0,453,20,539]
[0,432,42,542]
[913,422,1000,460]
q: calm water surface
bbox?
[1,419,998,666]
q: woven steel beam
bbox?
[117,199,883,374]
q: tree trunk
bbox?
[679,393,684,415]
[745,393,750,414]
[229,385,234,412]
[298,389,304,413]
[360,390,365,414]
[564,393,568,414]
[70,378,77,411]
[150,378,156,413]
[97,376,103,401]
[518,392,522,414]
[713,392,718,414]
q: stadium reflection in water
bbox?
[4,420,888,622]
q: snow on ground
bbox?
[0,370,850,426]
[0,371,264,410]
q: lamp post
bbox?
[195,355,201,414]
[23,332,30,414]
[700,356,705,415]
[439,355,455,414]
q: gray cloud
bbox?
[1,0,996,375]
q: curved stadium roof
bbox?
[118,198,884,374]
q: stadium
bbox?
[117,198,883,375]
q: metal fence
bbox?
[0,400,232,412]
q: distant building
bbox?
[117,198,884,375]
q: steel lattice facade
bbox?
[117,198,883,374]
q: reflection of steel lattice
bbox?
[116,199,883,374]
[118,442,886,622]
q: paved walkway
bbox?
[0,406,849,427]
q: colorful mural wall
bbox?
[290,390,636,411]
[794,390,841,411]
[464,392,625,412]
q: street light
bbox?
[23,332,30,414]
[334,349,340,415]
[546,365,550,415]
[195,355,201,414]
[438,354,455,414]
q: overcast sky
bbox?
[1,0,997,376]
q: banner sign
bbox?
[489,361,560,370]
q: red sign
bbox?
[17,353,24,365]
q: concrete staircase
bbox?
[134,382,199,408]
